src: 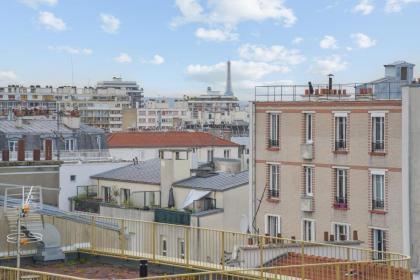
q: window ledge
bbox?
[370,209,387,215]
[266,197,280,203]
[267,147,280,151]
[333,150,348,155]
[369,151,386,156]
[333,203,349,210]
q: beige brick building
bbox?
[250,80,420,270]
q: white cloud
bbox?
[114,53,132,63]
[292,37,304,45]
[150,54,165,65]
[186,60,289,91]
[172,0,297,30]
[385,0,420,12]
[351,33,376,48]
[38,11,66,31]
[21,0,57,9]
[311,55,347,75]
[320,35,338,49]
[238,44,305,65]
[195,27,238,42]
[48,45,92,55]
[353,0,374,15]
[0,71,17,81]
[100,13,120,33]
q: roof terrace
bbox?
[254,81,416,102]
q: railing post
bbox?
[152,223,156,261]
[185,227,190,266]
[387,254,392,280]
[335,263,340,280]
[259,235,264,279]
[220,231,225,270]
[120,219,125,256]
[301,241,305,280]
[90,216,96,254]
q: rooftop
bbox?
[107,131,239,148]
[173,170,248,191]
[91,158,160,185]
[0,119,103,134]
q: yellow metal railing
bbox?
[0,212,412,280]
[0,265,86,280]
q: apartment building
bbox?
[56,86,131,132]
[250,61,420,270]
[97,77,144,108]
[135,98,188,130]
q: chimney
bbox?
[61,110,81,129]
[159,149,191,208]
[224,61,234,96]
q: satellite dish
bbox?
[239,215,249,233]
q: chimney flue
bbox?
[224,61,234,96]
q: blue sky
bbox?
[0,0,419,100]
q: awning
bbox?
[181,190,210,209]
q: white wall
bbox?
[59,161,130,211]
[109,146,239,163]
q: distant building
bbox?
[107,131,242,166]
[97,77,144,108]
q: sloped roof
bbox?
[107,131,239,148]
[0,119,103,134]
[91,158,160,185]
[173,170,248,192]
[384,60,415,67]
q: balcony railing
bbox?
[267,188,280,199]
[334,140,347,151]
[372,141,385,152]
[268,139,280,148]
[372,199,385,210]
[334,196,348,209]
[1,149,112,162]
[255,81,410,102]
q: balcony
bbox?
[371,141,385,152]
[301,143,313,160]
[192,197,216,213]
[372,199,385,210]
[301,196,313,212]
[154,208,191,225]
[333,196,348,210]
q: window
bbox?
[265,215,280,237]
[302,219,315,241]
[372,229,386,260]
[65,138,76,151]
[269,113,280,147]
[223,149,230,159]
[207,150,214,162]
[304,166,313,196]
[103,186,111,203]
[401,67,408,81]
[121,188,130,205]
[335,116,347,150]
[268,164,280,198]
[372,173,385,210]
[305,113,313,143]
[334,169,347,208]
[372,116,385,152]
[96,135,102,150]
[70,175,76,182]
[8,140,18,152]
[332,223,350,241]
[161,235,168,256]
[178,239,185,259]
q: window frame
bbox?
[332,222,351,241]
[178,238,185,259]
[335,168,347,206]
[65,138,76,151]
[304,166,313,196]
[371,170,385,210]
[160,235,168,256]
[103,186,112,203]
[305,113,313,144]
[265,214,281,237]
[302,219,316,242]
[372,228,386,260]
[372,115,385,152]
[268,164,280,198]
[334,116,347,150]
[269,113,280,147]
